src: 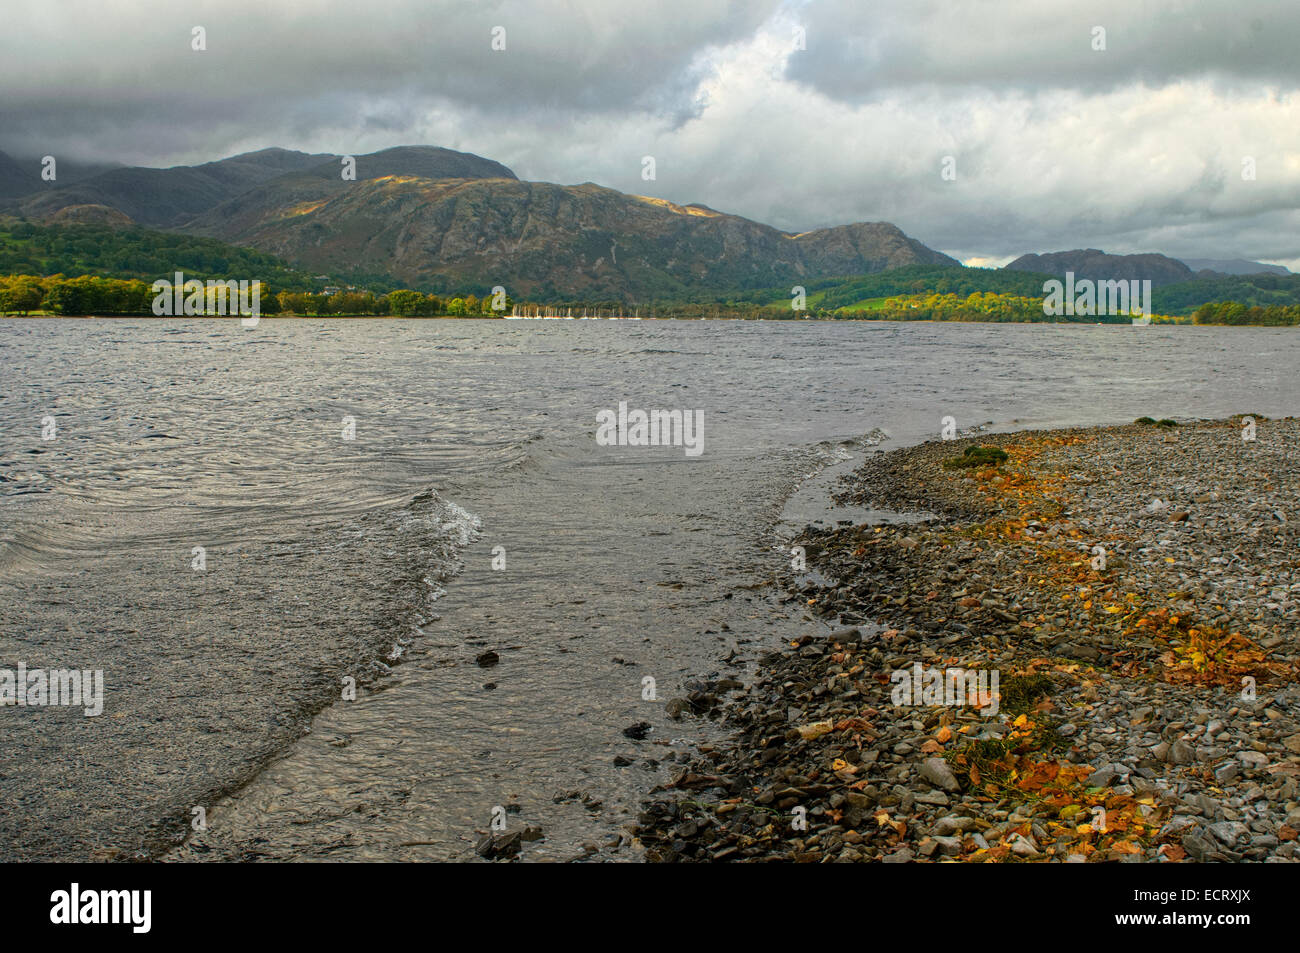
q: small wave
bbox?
[346,487,483,669]
[496,430,603,475]
[400,488,483,552]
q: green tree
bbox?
[387,289,423,316]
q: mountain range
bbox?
[0,145,1288,300]
[1177,258,1290,277]
[1,145,956,299]
[1006,249,1289,287]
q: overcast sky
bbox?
[3,0,1298,267]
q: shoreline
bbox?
[0,313,1235,323]
[635,416,1300,862]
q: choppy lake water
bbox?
[3,318,1299,861]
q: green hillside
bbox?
[0,220,400,293]
[1153,273,1300,315]
[724,265,1056,310]
[733,265,1300,320]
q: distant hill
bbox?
[728,264,1053,310]
[180,146,519,248]
[13,148,337,228]
[1153,272,1300,315]
[787,222,959,276]
[1179,258,1291,277]
[297,145,518,184]
[43,204,135,227]
[11,146,518,230]
[759,263,1300,319]
[1005,249,1194,288]
[184,173,957,300]
[0,150,123,201]
[0,220,331,291]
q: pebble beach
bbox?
[636,416,1300,862]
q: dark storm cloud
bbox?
[0,0,777,162]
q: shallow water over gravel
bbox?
[2,318,1299,860]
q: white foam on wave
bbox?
[436,499,483,547]
[355,488,484,674]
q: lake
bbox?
[2,318,1298,860]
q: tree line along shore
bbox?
[3,273,1299,324]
